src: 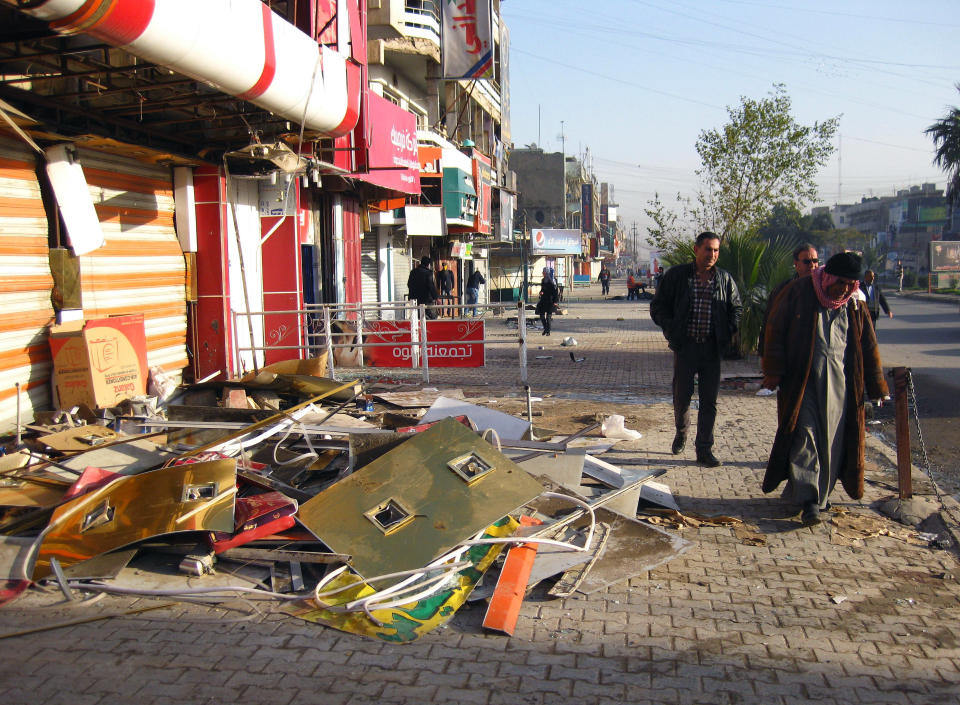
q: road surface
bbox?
[872,292,960,496]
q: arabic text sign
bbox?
[363,320,485,368]
[441,0,494,79]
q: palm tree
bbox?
[925,83,960,229]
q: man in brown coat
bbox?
[760,251,888,525]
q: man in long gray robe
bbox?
[761,251,889,526]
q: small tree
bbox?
[644,192,682,252]
[694,84,839,240]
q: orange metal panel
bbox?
[481,516,542,636]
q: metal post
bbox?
[892,366,913,499]
[14,381,21,447]
[323,305,335,380]
[525,384,533,423]
[409,303,420,369]
[419,304,430,384]
[518,300,528,384]
[356,303,365,368]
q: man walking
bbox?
[760,251,889,525]
[465,268,485,317]
[650,232,742,467]
[598,266,611,296]
[407,256,439,319]
[861,269,893,328]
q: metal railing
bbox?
[233,299,532,384]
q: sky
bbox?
[500,0,959,256]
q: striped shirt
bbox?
[686,271,715,342]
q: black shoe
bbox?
[671,432,686,455]
[801,502,821,526]
[696,450,722,467]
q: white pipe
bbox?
[5,0,360,137]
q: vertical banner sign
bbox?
[499,191,515,243]
[499,21,511,141]
[581,183,593,234]
[441,0,494,79]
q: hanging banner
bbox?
[498,190,514,243]
[581,184,593,234]
[441,0,494,79]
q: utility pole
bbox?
[559,120,566,228]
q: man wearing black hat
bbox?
[407,256,439,319]
[760,251,889,526]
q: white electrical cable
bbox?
[66,581,307,601]
[480,427,502,451]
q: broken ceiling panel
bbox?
[297,417,544,582]
[421,397,531,440]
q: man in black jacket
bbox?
[407,256,439,319]
[650,232,742,467]
[861,269,893,328]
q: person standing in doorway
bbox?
[760,251,889,525]
[465,268,485,317]
[536,267,559,336]
[861,269,893,328]
[407,255,439,319]
[650,232,742,467]
[437,262,455,317]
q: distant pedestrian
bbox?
[896,260,904,292]
[860,269,892,328]
[626,271,637,300]
[760,251,889,525]
[598,266,611,296]
[407,255,439,319]
[536,267,559,336]
[465,268,485,317]
[650,232,742,467]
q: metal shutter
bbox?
[360,231,380,308]
[75,148,189,379]
[0,135,55,430]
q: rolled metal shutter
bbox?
[392,233,411,305]
[0,135,55,430]
[75,148,189,380]
[360,232,380,308]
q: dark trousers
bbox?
[672,341,721,452]
[539,310,552,333]
[601,280,610,294]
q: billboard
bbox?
[930,241,960,272]
[530,229,582,255]
[581,183,593,234]
[352,93,420,194]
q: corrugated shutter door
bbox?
[393,235,411,304]
[0,136,55,429]
[360,233,380,307]
[76,148,188,379]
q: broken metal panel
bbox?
[565,506,692,596]
[297,417,544,582]
[421,397,532,440]
[547,522,611,598]
[284,518,517,642]
[37,425,120,453]
[515,449,586,490]
[33,459,237,580]
[55,438,174,479]
[371,389,466,408]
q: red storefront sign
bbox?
[353,92,420,194]
[363,320,485,367]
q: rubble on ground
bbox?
[0,356,688,642]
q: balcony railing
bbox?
[404,0,441,39]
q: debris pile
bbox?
[1,363,688,642]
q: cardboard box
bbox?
[48,314,148,409]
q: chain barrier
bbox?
[905,368,942,503]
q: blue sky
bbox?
[501,0,959,252]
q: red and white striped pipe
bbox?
[5,0,361,137]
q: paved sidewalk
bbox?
[2,290,959,705]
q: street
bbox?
[871,293,960,496]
